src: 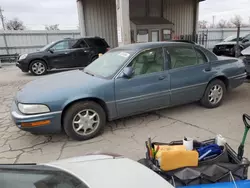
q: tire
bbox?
[63,101,106,141]
[201,79,226,108]
[30,60,47,76]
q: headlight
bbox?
[19,54,28,60]
[18,103,50,114]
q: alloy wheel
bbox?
[72,109,100,136]
[208,84,223,105]
[32,62,46,75]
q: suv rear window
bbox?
[85,38,109,48]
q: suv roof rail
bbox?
[172,40,196,44]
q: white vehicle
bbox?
[0,154,174,188]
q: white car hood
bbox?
[47,155,174,188]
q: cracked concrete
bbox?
[1,66,250,165]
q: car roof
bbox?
[115,41,193,51]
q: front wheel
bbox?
[201,79,226,108]
[30,60,47,76]
[63,101,106,141]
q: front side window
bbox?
[167,46,197,69]
[128,48,164,76]
[84,50,134,78]
[51,41,69,51]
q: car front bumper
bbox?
[16,60,29,72]
[213,46,235,56]
[243,56,250,76]
[11,102,62,134]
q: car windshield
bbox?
[39,41,56,51]
[0,165,88,188]
[84,50,134,78]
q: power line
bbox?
[0,6,6,30]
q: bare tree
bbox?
[45,24,60,31]
[198,20,208,29]
[231,15,243,27]
[6,18,25,30]
[216,19,227,28]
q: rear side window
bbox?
[85,38,109,48]
[70,39,88,49]
[196,49,208,64]
[167,46,197,69]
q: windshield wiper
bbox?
[84,71,94,76]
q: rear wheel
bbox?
[63,101,106,141]
[201,79,226,108]
[30,60,47,76]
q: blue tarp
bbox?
[180,180,250,188]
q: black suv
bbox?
[16,37,110,75]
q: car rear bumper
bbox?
[228,72,247,89]
[11,102,62,134]
[16,60,29,72]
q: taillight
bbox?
[106,47,110,52]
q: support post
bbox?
[77,0,86,36]
[116,0,131,46]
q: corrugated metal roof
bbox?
[130,17,174,25]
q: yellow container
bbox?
[159,150,199,171]
[155,145,186,159]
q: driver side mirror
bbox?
[122,67,134,78]
[242,38,249,43]
[48,49,54,53]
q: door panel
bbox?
[48,50,73,69]
[166,46,212,106]
[70,39,90,67]
[114,47,170,118]
[115,72,170,117]
[48,40,73,69]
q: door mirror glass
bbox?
[242,38,249,43]
[123,67,134,78]
[48,49,54,53]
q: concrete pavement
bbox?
[0,65,250,164]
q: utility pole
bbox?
[212,15,216,28]
[0,6,6,30]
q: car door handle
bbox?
[159,75,167,80]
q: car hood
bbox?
[16,70,108,105]
[47,155,174,188]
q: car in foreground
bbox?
[16,37,110,75]
[213,34,250,56]
[0,154,174,188]
[11,42,246,140]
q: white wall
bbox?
[0,30,80,55]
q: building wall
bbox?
[163,0,195,36]
[79,0,196,47]
[83,0,118,47]
[130,0,195,36]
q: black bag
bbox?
[138,139,250,187]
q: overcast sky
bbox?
[0,0,250,30]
